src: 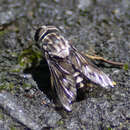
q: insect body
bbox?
[34,25,114,111]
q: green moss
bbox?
[10,52,18,57]
[11,65,21,73]
[123,63,128,71]
[10,126,17,130]
[22,83,31,88]
[0,82,14,91]
[0,112,4,120]
[0,30,8,37]
[18,47,42,69]
[79,9,88,16]
[57,120,64,126]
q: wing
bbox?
[70,46,114,88]
[46,56,77,111]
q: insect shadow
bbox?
[24,58,54,100]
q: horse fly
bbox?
[34,25,114,111]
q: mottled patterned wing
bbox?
[71,46,114,88]
[46,57,77,111]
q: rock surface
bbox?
[0,0,129,129]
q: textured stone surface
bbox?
[0,0,129,129]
